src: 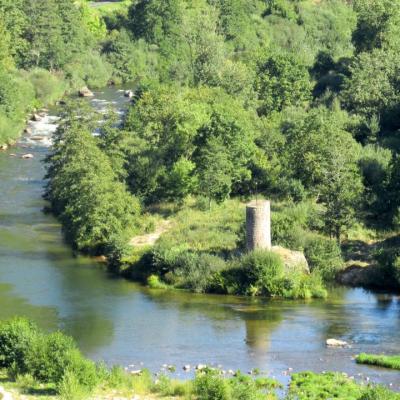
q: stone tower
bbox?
[246,200,271,251]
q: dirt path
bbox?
[129,220,172,247]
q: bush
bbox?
[194,370,273,400]
[58,370,89,400]
[26,331,78,383]
[147,274,168,289]
[359,386,400,400]
[289,371,363,399]
[0,318,39,373]
[374,247,400,289]
[239,250,285,296]
[26,331,98,390]
[304,235,344,282]
[64,52,112,89]
[27,68,67,106]
[194,370,230,400]
[228,373,265,400]
[151,244,227,293]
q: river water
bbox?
[0,87,399,389]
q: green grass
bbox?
[288,371,400,400]
[356,353,400,370]
[155,197,245,254]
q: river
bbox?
[0,87,399,389]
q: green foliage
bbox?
[0,318,99,397]
[288,371,400,399]
[194,369,276,400]
[123,85,259,203]
[26,332,78,383]
[64,52,112,89]
[356,353,400,370]
[45,101,140,254]
[342,49,400,131]
[198,136,234,206]
[352,0,400,53]
[194,370,231,400]
[0,318,39,373]
[27,69,67,106]
[232,250,327,299]
[239,250,285,296]
[288,371,363,400]
[304,235,344,282]
[359,385,400,400]
[255,52,312,116]
[151,245,227,293]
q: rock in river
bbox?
[79,86,94,97]
[21,153,34,159]
[326,338,348,347]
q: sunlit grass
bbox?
[356,353,400,370]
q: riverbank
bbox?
[2,87,400,390]
[0,317,399,400]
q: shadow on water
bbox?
[0,283,58,331]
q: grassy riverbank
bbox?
[0,318,399,400]
[356,354,400,371]
[110,198,338,299]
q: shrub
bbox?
[147,274,168,289]
[239,250,285,296]
[374,247,400,289]
[228,373,265,400]
[304,235,344,282]
[26,332,77,383]
[0,318,39,373]
[194,370,230,400]
[58,370,89,400]
[359,385,400,400]
[106,365,132,389]
[64,52,112,89]
[151,244,227,292]
[27,68,67,106]
[289,371,363,399]
[26,331,98,389]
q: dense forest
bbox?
[3,0,400,296]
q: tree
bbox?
[45,101,140,253]
[341,49,400,132]
[195,107,257,190]
[198,136,233,209]
[319,149,363,242]
[165,157,196,202]
[255,52,312,116]
[0,0,28,67]
[352,0,400,53]
[180,2,226,86]
[128,0,183,45]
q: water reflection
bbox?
[0,87,399,389]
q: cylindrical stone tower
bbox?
[246,200,271,251]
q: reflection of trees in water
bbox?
[307,288,400,344]
[0,283,58,331]
[47,257,137,353]
[141,288,283,354]
[61,313,114,354]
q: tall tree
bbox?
[255,52,312,116]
